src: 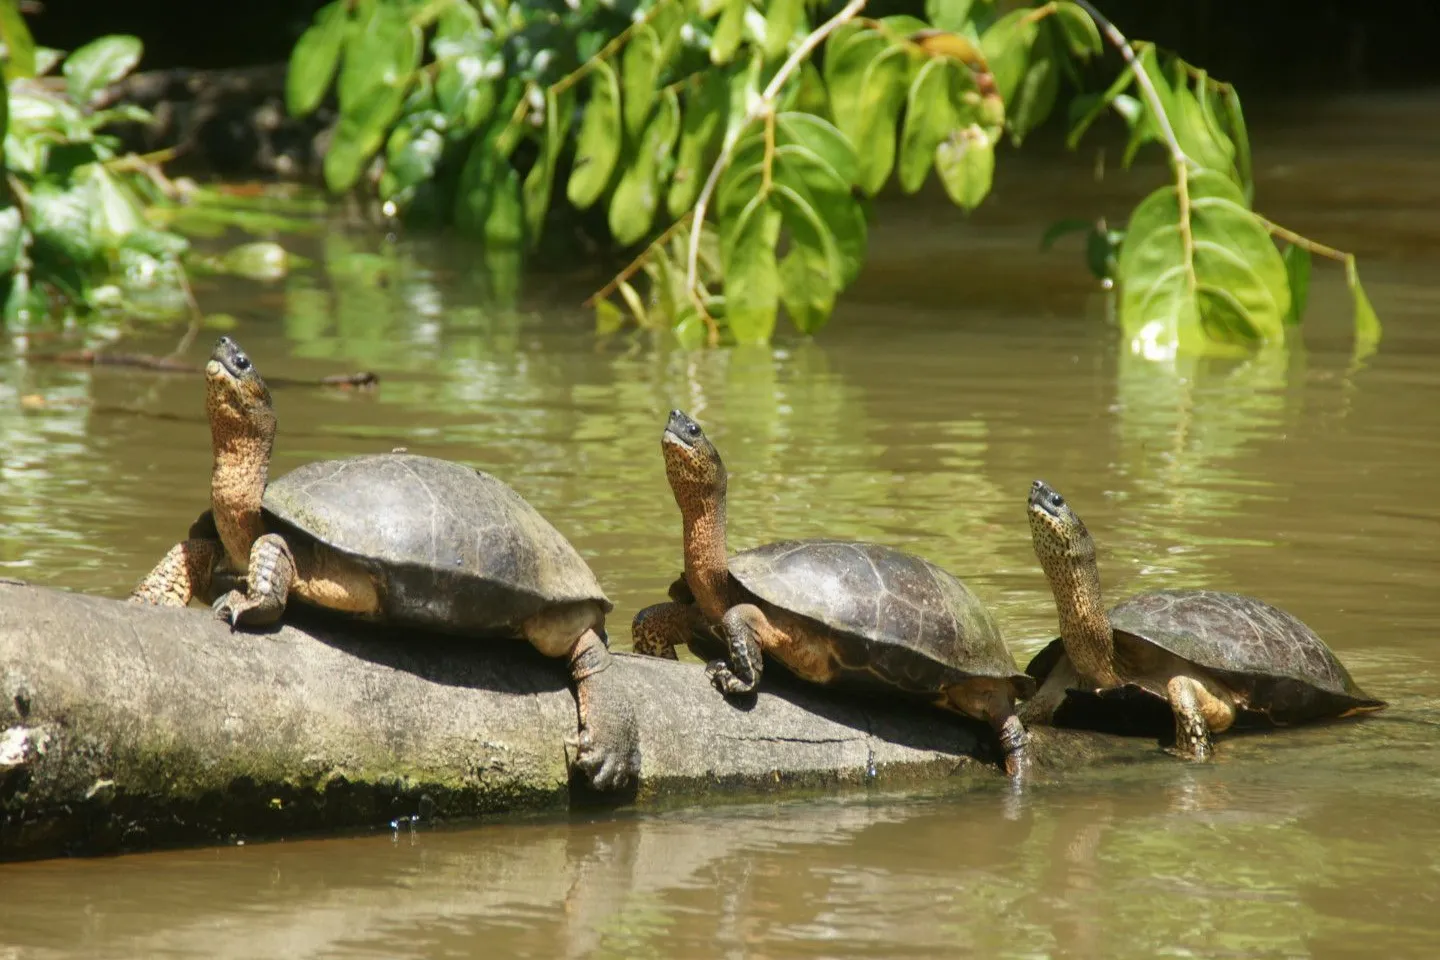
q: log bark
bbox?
[0,580,1150,862]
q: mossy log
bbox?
[0,580,1148,862]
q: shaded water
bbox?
[3,94,1440,957]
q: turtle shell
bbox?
[727,539,1033,697]
[262,453,610,632]
[1026,589,1384,723]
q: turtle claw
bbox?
[706,659,757,697]
[572,722,639,792]
[212,590,251,629]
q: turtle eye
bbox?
[235,354,252,372]
[1050,492,1064,507]
[686,422,700,437]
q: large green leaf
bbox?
[28,182,95,264]
[63,35,143,106]
[522,86,573,245]
[845,45,911,195]
[711,0,747,65]
[764,0,805,59]
[926,0,978,32]
[1117,167,1290,354]
[0,0,35,80]
[609,88,680,246]
[286,3,347,117]
[898,58,958,193]
[1053,2,1101,58]
[720,195,781,344]
[568,60,622,211]
[82,164,145,243]
[622,24,661,138]
[667,70,727,218]
[434,8,499,135]
[979,9,1038,106]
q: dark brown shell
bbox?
[1027,589,1384,721]
[262,453,610,631]
[728,539,1033,697]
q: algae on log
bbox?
[0,581,1146,862]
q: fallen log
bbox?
[0,580,1151,862]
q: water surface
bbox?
[2,94,1438,957]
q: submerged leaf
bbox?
[1345,256,1382,349]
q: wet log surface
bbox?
[0,580,1153,862]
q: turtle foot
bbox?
[706,659,758,697]
[571,635,640,792]
[212,589,282,629]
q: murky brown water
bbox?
[3,94,1440,957]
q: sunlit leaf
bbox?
[617,278,648,326]
[1345,256,1381,349]
[219,241,291,281]
[609,88,680,246]
[935,125,994,211]
[1121,45,1176,168]
[63,34,143,106]
[82,164,145,243]
[1118,167,1289,355]
[979,9,1038,106]
[898,58,957,193]
[0,1,35,80]
[721,196,781,344]
[711,0,747,65]
[286,3,347,117]
[764,0,805,59]
[523,86,573,245]
[568,59,622,210]
[1053,2,1101,58]
[1281,243,1310,327]
[667,70,727,217]
[1222,87,1253,201]
[925,0,978,33]
[594,297,625,335]
[325,10,420,192]
[622,24,661,138]
[775,112,858,186]
[841,43,911,195]
[1170,73,1234,180]
[28,182,95,264]
[382,118,444,200]
[1008,27,1058,144]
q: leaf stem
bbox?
[684,0,868,309]
[583,211,694,309]
[550,0,674,97]
[1254,215,1352,264]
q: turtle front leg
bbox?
[706,603,774,697]
[951,682,1031,780]
[213,533,296,628]
[566,628,641,791]
[1165,674,1236,761]
[128,538,223,607]
[630,601,695,660]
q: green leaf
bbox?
[1281,244,1310,327]
[667,70,727,218]
[898,58,958,193]
[1121,46,1176,167]
[979,9,1038,106]
[1008,27,1058,145]
[609,88,681,246]
[1066,66,1131,149]
[1222,87,1253,202]
[324,11,419,192]
[720,196,781,344]
[82,164,145,243]
[935,125,994,211]
[926,0,977,33]
[775,112,858,186]
[286,3,347,117]
[764,0,805,59]
[850,46,911,195]
[1117,167,1290,355]
[1345,256,1381,349]
[622,24,661,139]
[568,59,622,211]
[29,182,95,264]
[0,204,24,274]
[595,297,625,336]
[434,10,499,135]
[63,34,142,106]
[773,184,840,334]
[1053,2,1101,58]
[0,0,35,80]
[523,86,573,246]
[711,0,747,65]
[1169,76,1234,180]
[382,117,444,200]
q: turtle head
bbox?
[205,336,275,446]
[662,409,726,505]
[1027,480,1094,572]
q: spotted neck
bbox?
[680,485,731,621]
[208,400,274,570]
[1039,546,1120,688]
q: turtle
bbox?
[129,336,639,791]
[1022,479,1386,759]
[630,410,1036,777]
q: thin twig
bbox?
[684,0,868,311]
[165,267,205,361]
[1254,215,1351,263]
[583,211,694,308]
[550,0,675,97]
